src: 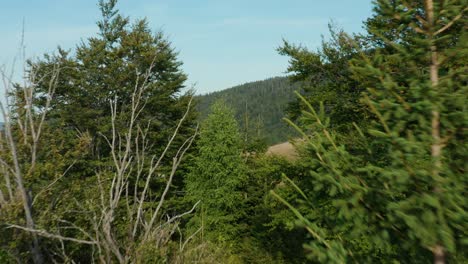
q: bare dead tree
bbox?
[90,60,200,263]
[0,58,61,264]
[4,57,200,263]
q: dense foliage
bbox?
[1,0,197,262]
[0,0,466,263]
[185,101,248,246]
[275,0,467,263]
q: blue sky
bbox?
[1,0,373,94]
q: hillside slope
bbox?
[197,77,299,145]
[266,141,298,160]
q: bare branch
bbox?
[133,97,194,237]
[435,7,467,35]
[8,224,97,245]
[144,129,198,239]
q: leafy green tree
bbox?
[0,0,196,262]
[185,101,247,248]
[32,0,195,162]
[31,0,196,216]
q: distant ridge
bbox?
[197,76,299,145]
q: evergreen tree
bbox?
[185,101,247,247]
[197,77,299,145]
[352,1,468,262]
[276,0,467,263]
[278,26,369,133]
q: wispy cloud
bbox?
[220,17,335,27]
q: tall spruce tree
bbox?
[353,1,468,263]
[276,0,467,263]
[185,101,247,247]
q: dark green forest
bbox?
[197,77,299,145]
[0,0,466,263]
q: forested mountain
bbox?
[196,77,299,145]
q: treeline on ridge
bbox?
[197,77,300,146]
